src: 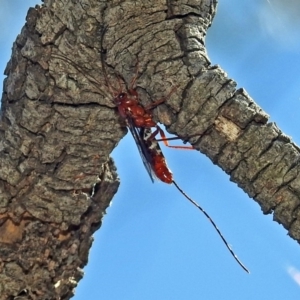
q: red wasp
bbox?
[99,28,249,273]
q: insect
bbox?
[99,28,249,272]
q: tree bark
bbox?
[1,0,300,298]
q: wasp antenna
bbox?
[172,180,250,273]
[100,25,119,95]
[51,53,111,100]
[100,25,110,88]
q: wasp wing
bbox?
[127,118,156,183]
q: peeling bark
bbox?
[1,0,300,299]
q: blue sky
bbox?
[1,1,300,299]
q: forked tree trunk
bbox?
[1,0,300,299]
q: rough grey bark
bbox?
[1,0,300,299]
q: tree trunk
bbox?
[1,0,300,298]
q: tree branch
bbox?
[1,0,300,298]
